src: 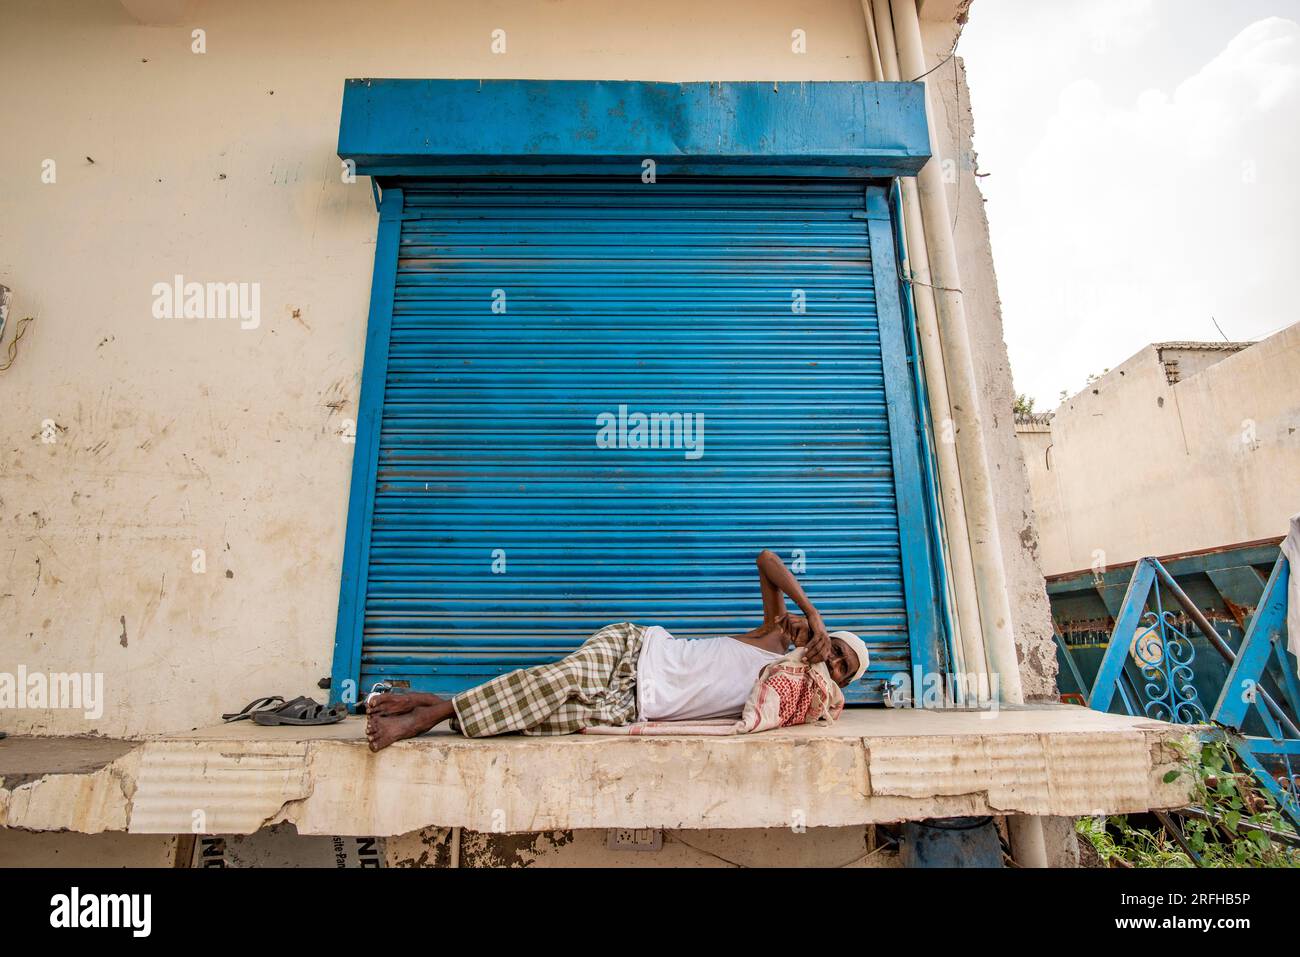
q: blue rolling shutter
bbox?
[337,178,938,704]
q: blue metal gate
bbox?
[332,178,942,705]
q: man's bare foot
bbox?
[365,701,451,751]
[366,691,446,717]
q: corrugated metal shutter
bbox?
[361,178,917,703]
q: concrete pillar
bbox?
[1007,815,1051,868]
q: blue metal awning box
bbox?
[338,79,931,178]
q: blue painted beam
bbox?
[1046,541,1283,596]
[338,79,932,178]
[1213,556,1290,728]
[1088,558,1156,714]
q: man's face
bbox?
[826,637,860,688]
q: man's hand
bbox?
[779,613,832,664]
[778,613,808,646]
[757,550,829,661]
[803,615,832,664]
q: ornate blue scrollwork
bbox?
[1132,608,1207,725]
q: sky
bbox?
[960,0,1300,407]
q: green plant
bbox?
[1077,815,1190,867]
[1077,734,1300,868]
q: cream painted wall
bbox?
[0,0,1052,735]
[1020,324,1300,577]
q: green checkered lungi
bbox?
[449,622,646,738]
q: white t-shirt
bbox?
[635,625,785,721]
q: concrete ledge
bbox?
[0,706,1197,835]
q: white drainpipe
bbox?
[887,0,1049,868]
[889,0,1024,707]
[859,1,886,82]
[871,0,900,82]
[866,0,985,698]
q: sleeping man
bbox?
[364,549,869,751]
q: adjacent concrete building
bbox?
[1018,325,1300,578]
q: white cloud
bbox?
[987,16,1300,403]
[1075,0,1160,53]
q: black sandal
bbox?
[250,696,348,726]
[222,696,286,722]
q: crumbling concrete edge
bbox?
[0,745,143,833]
[0,725,1200,837]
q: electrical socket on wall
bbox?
[606,828,662,851]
